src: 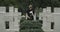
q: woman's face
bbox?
[29,5,32,10]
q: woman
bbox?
[26,4,34,20]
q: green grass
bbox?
[20,18,44,32]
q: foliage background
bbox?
[0,0,60,8]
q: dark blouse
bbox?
[26,9,34,17]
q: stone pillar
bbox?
[13,8,21,32]
[0,7,6,32]
[9,6,14,13]
[0,7,6,13]
[46,7,51,31]
[14,16,19,31]
[46,7,51,13]
[42,7,53,32]
[15,8,18,13]
[9,6,14,30]
[42,8,48,31]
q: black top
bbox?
[26,9,34,17]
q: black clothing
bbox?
[26,9,34,20]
